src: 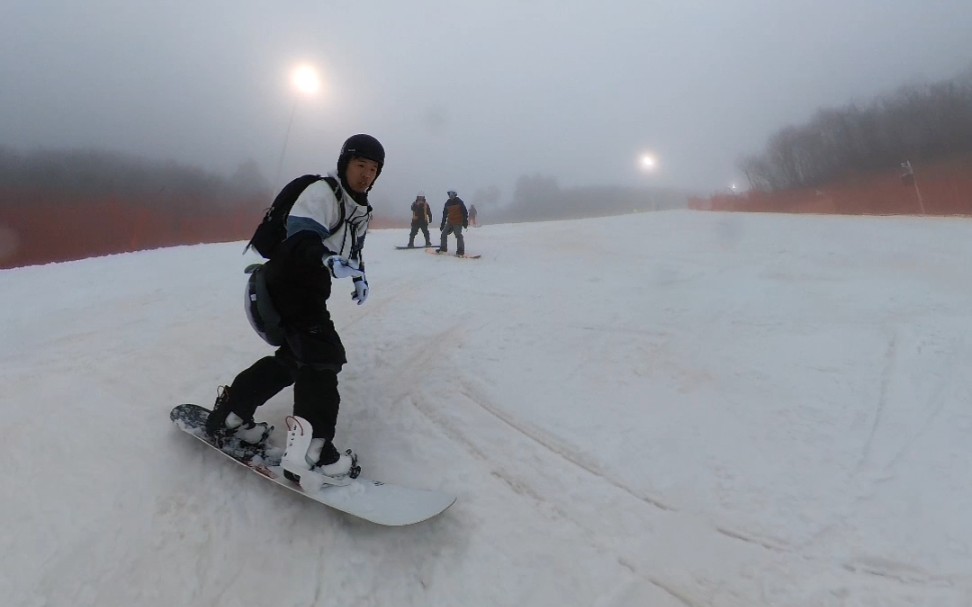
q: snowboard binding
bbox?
[281,416,361,489]
[211,423,273,451]
[282,451,360,484]
[348,451,362,479]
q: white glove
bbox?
[352,277,369,305]
[325,255,364,280]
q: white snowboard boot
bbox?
[281,416,358,488]
[223,412,272,445]
[205,386,272,445]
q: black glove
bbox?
[463,222,468,229]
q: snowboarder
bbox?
[437,190,468,256]
[206,133,385,485]
[407,194,433,247]
[469,204,478,227]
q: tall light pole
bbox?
[274,64,322,187]
[900,160,926,214]
[638,152,659,210]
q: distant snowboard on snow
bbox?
[425,248,481,260]
[170,404,456,526]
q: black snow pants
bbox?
[409,220,431,246]
[226,322,346,440]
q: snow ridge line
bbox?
[401,396,701,607]
[713,526,791,553]
[457,379,811,560]
[842,557,955,587]
[456,380,676,513]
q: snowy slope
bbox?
[3,210,972,606]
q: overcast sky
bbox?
[2,0,970,207]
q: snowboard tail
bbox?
[170,404,455,526]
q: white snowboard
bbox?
[171,404,456,526]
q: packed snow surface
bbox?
[4,210,972,606]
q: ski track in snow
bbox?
[856,326,962,482]
[404,378,702,606]
[795,320,971,589]
[399,320,944,604]
[857,330,899,472]
[456,379,677,512]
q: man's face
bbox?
[345,157,380,194]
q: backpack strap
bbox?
[244,174,325,257]
[321,176,346,233]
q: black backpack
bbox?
[245,174,341,258]
[242,174,343,346]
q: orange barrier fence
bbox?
[0,189,405,269]
[0,188,261,269]
[691,155,972,216]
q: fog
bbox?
[2,0,970,211]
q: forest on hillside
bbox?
[691,68,972,216]
[0,147,270,211]
[740,70,972,192]
[0,149,271,268]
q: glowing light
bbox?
[291,64,321,96]
[640,154,657,170]
[275,63,323,187]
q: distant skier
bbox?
[437,190,468,256]
[469,204,478,227]
[206,133,385,485]
[407,194,433,247]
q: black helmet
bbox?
[338,134,384,179]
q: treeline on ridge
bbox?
[740,70,972,192]
[0,148,271,268]
[0,147,270,212]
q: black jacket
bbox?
[441,197,468,229]
[263,231,334,331]
[411,200,432,224]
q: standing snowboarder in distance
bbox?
[206,133,385,486]
[468,204,478,227]
[407,194,433,248]
[437,190,468,256]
